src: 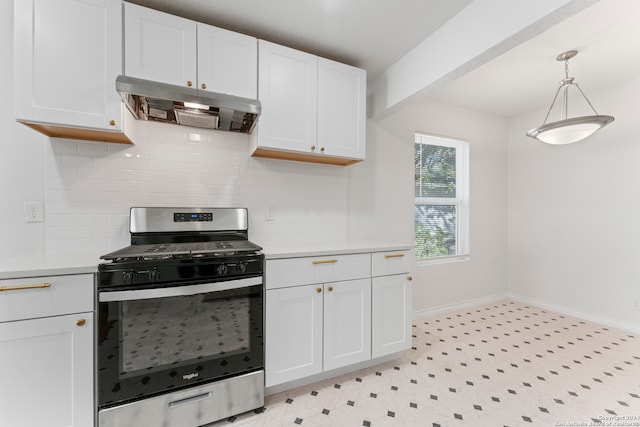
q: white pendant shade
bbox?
[526,115,614,145]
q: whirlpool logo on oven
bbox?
[183,372,199,380]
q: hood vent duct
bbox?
[116,75,261,134]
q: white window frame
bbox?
[414,133,469,263]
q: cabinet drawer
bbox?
[0,274,94,322]
[371,250,413,277]
[266,253,371,289]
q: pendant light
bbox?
[526,50,614,145]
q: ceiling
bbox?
[129,0,640,119]
[128,0,473,82]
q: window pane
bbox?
[415,204,457,258]
[415,143,456,198]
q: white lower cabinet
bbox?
[370,250,413,358]
[265,278,371,387]
[323,278,371,371]
[372,274,412,358]
[0,274,94,427]
[265,249,412,389]
[265,284,323,386]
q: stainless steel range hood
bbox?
[116,75,261,134]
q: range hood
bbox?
[116,75,261,134]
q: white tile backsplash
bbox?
[44,119,348,253]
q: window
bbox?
[414,133,469,260]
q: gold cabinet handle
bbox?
[385,253,405,259]
[316,287,322,293]
[76,319,86,327]
[109,119,116,126]
[320,147,325,153]
[310,145,316,151]
[187,81,193,87]
[201,83,207,90]
[327,286,333,292]
[0,283,51,292]
[312,259,337,265]
[407,276,413,281]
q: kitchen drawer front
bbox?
[371,250,413,277]
[266,253,371,289]
[0,274,94,322]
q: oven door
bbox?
[97,276,263,409]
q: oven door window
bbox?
[98,283,263,408]
[121,292,249,374]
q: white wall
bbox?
[349,98,509,313]
[43,118,349,254]
[0,0,349,259]
[0,1,46,259]
[507,75,640,328]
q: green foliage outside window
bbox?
[415,143,457,259]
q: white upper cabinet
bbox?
[124,2,197,87]
[13,0,130,143]
[255,40,318,153]
[252,40,366,166]
[198,25,257,98]
[124,2,257,98]
[317,58,366,160]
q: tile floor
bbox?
[212,299,640,426]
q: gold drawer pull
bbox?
[316,287,322,293]
[407,276,413,281]
[327,286,333,292]
[312,259,338,265]
[385,253,405,259]
[0,283,51,292]
[76,319,86,327]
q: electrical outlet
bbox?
[24,201,44,223]
[265,206,275,221]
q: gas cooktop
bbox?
[100,240,262,261]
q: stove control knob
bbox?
[149,268,160,282]
[217,264,228,276]
[237,262,247,274]
[122,270,134,284]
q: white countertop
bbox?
[261,241,413,259]
[0,242,414,279]
[0,251,102,280]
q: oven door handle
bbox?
[98,276,262,302]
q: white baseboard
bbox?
[507,292,640,335]
[264,352,403,396]
[411,292,509,319]
[412,292,640,335]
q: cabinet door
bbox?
[318,58,366,160]
[0,313,93,427]
[124,2,197,87]
[372,274,412,358]
[257,40,318,153]
[323,279,371,371]
[265,285,323,387]
[13,0,123,131]
[197,24,257,98]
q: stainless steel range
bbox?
[97,207,264,427]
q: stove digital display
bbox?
[174,212,213,222]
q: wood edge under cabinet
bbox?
[251,147,361,166]
[21,122,133,144]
